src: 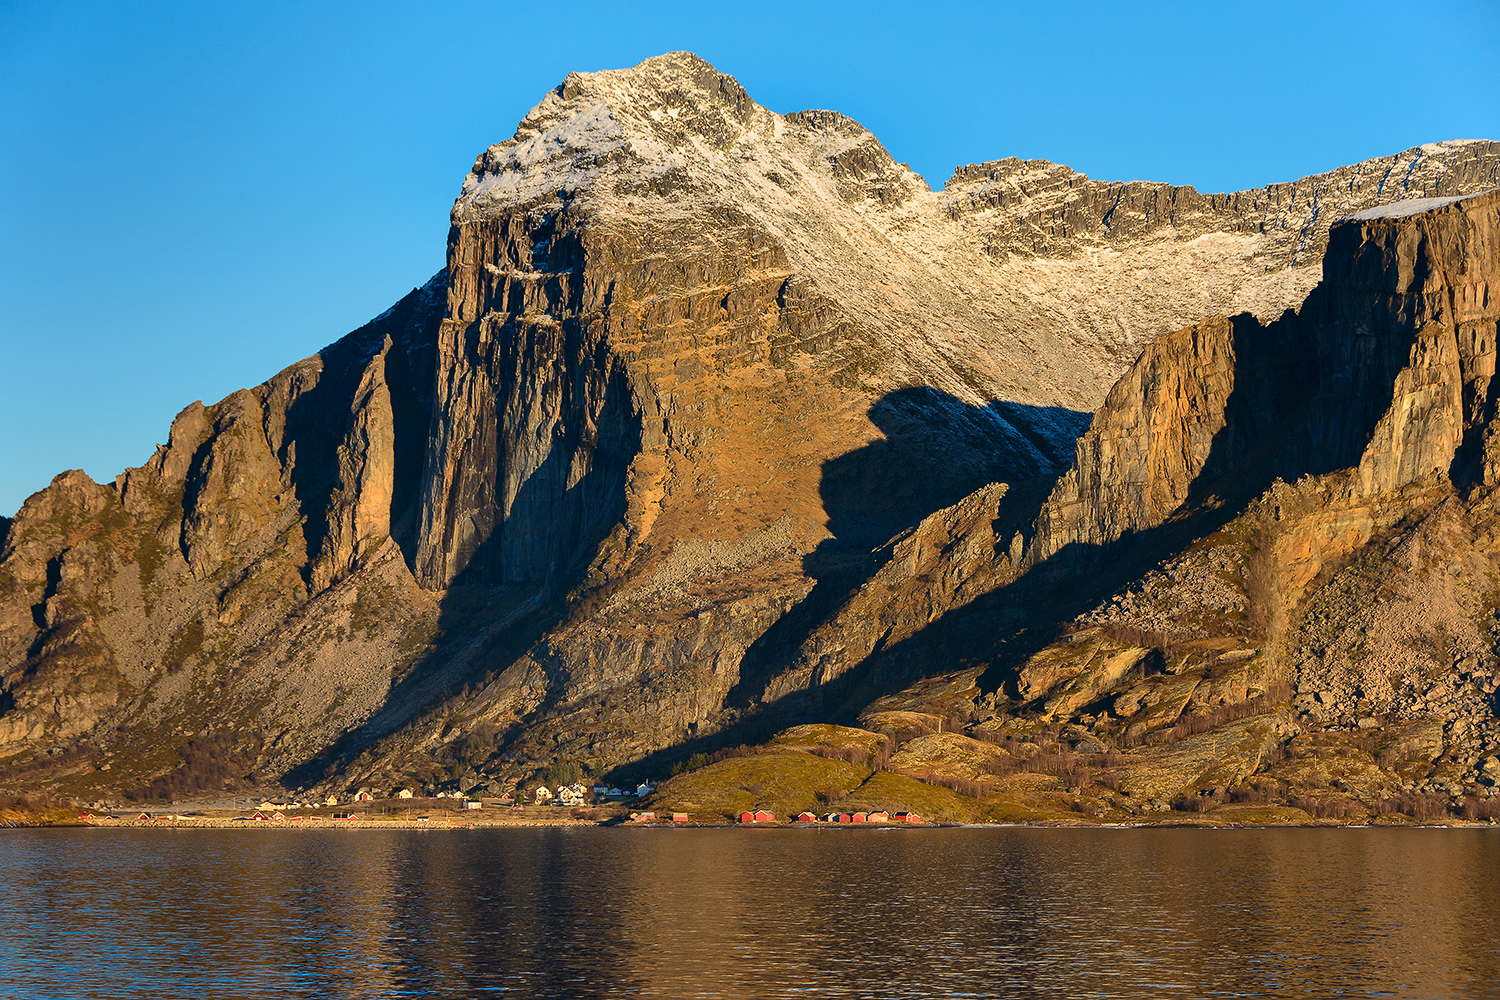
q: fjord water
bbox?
[1,828,1496,998]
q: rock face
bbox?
[824,187,1500,805]
[1033,187,1500,560]
[2,52,1500,812]
[0,276,445,766]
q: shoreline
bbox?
[8,814,1500,831]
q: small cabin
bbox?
[464,800,482,810]
[671,812,690,822]
[252,811,268,821]
[355,792,374,802]
[836,813,853,823]
[754,809,775,823]
[797,811,817,822]
[896,811,923,823]
[867,811,890,823]
[851,812,868,823]
[396,788,414,799]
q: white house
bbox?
[533,786,555,803]
[396,788,414,799]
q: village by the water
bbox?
[67,778,929,829]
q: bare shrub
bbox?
[1289,796,1361,820]
[1120,682,1294,750]
[125,733,263,802]
[1459,798,1500,821]
[1376,793,1453,822]
[1174,790,1225,813]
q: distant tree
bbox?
[670,752,710,776]
[546,760,583,786]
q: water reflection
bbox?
[0,827,1496,998]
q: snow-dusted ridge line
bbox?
[443,52,1500,416]
[1343,190,1493,222]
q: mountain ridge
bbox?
[3,53,1500,822]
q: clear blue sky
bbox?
[3,0,1498,517]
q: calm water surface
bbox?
[0,827,1496,998]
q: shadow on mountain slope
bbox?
[835,300,1401,719]
[723,388,1090,712]
[284,363,639,789]
[265,277,444,592]
[612,294,1413,779]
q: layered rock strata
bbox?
[828,188,1500,803]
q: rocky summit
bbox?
[5,52,1500,823]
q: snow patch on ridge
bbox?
[445,53,1500,414]
[1344,192,1485,222]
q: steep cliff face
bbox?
[412,52,1098,595]
[2,53,1499,812]
[830,188,1500,806]
[1031,188,1500,563]
[761,192,1500,714]
[0,276,445,768]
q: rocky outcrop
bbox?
[945,143,1500,264]
[840,188,1500,804]
[0,275,445,763]
[1023,189,1500,567]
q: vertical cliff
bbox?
[829,188,1500,805]
[0,275,445,761]
[1022,189,1500,568]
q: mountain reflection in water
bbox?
[1,827,1496,998]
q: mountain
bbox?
[3,53,1499,820]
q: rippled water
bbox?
[1,827,1497,998]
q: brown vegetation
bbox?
[124,733,263,802]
